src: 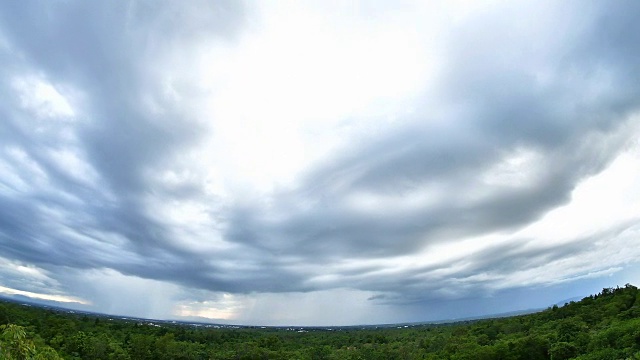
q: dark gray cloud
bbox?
[0,1,247,283]
[1,0,640,324]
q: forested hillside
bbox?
[0,284,639,359]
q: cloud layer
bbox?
[1,1,640,325]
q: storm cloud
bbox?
[1,1,640,325]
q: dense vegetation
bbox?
[0,284,639,359]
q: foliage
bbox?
[0,324,62,360]
[0,284,638,359]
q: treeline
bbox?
[0,284,639,359]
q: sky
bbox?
[1,0,640,326]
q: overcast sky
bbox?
[1,0,640,326]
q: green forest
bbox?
[0,284,639,359]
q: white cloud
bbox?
[190,1,441,194]
[174,293,242,321]
[0,285,88,304]
[0,146,49,194]
[0,257,87,304]
[482,147,544,188]
[12,75,75,119]
[517,122,640,242]
[47,147,100,187]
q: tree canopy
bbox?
[0,284,639,359]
